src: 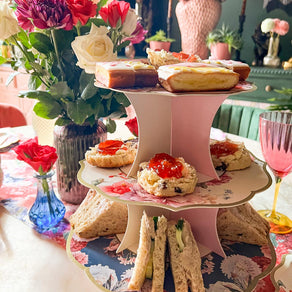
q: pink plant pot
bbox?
[149,41,171,52]
[210,43,231,60]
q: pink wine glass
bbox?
[258,111,292,234]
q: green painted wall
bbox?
[167,1,292,65]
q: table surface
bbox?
[0,123,291,292]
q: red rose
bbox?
[99,0,130,28]
[125,117,138,137]
[14,137,58,174]
[66,0,97,26]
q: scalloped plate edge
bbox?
[77,152,272,211]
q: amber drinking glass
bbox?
[258,111,292,234]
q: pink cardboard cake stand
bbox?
[91,83,257,259]
[123,89,229,181]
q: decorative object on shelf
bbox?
[145,30,175,52]
[175,0,222,59]
[54,120,107,204]
[258,111,292,234]
[0,0,147,203]
[261,18,290,67]
[206,24,243,60]
[251,23,269,66]
[13,137,66,230]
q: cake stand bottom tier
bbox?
[67,229,276,292]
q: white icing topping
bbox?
[157,63,233,80]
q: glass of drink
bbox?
[258,111,292,234]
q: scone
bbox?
[217,203,270,245]
[137,153,198,197]
[70,189,128,238]
[85,139,137,168]
[210,139,252,171]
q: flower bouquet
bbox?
[0,0,147,204]
[261,18,290,67]
[0,0,146,131]
[14,137,66,230]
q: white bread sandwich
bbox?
[128,212,168,292]
[217,203,270,245]
[167,219,205,292]
[70,189,128,238]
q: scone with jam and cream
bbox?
[85,139,137,168]
[137,153,197,197]
[210,139,252,171]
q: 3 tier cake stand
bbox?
[67,82,276,292]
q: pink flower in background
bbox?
[15,0,73,31]
[123,21,148,45]
[273,19,289,36]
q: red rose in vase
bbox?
[14,137,57,174]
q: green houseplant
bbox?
[206,24,243,59]
[145,30,175,51]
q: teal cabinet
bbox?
[229,67,292,104]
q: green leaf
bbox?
[66,99,92,125]
[116,40,130,52]
[18,90,52,100]
[55,116,71,126]
[79,72,99,100]
[50,82,75,100]
[33,100,62,119]
[113,92,131,107]
[105,118,117,133]
[0,56,7,65]
[28,74,42,90]
[17,30,31,48]
[89,18,106,27]
[29,32,54,54]
[97,0,108,11]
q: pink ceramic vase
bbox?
[210,42,231,60]
[149,41,171,52]
[176,0,222,59]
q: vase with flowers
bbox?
[0,0,147,204]
[261,18,290,67]
[14,137,66,231]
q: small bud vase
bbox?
[263,35,280,67]
[29,170,66,231]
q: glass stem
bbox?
[271,176,282,218]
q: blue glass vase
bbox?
[29,171,66,231]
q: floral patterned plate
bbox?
[66,228,276,292]
[271,253,292,292]
[77,152,272,211]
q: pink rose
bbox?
[273,19,289,36]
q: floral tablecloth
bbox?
[0,137,291,292]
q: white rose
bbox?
[122,9,138,36]
[0,0,21,41]
[71,24,117,74]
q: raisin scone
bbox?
[210,139,252,171]
[137,153,198,197]
[85,139,137,168]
